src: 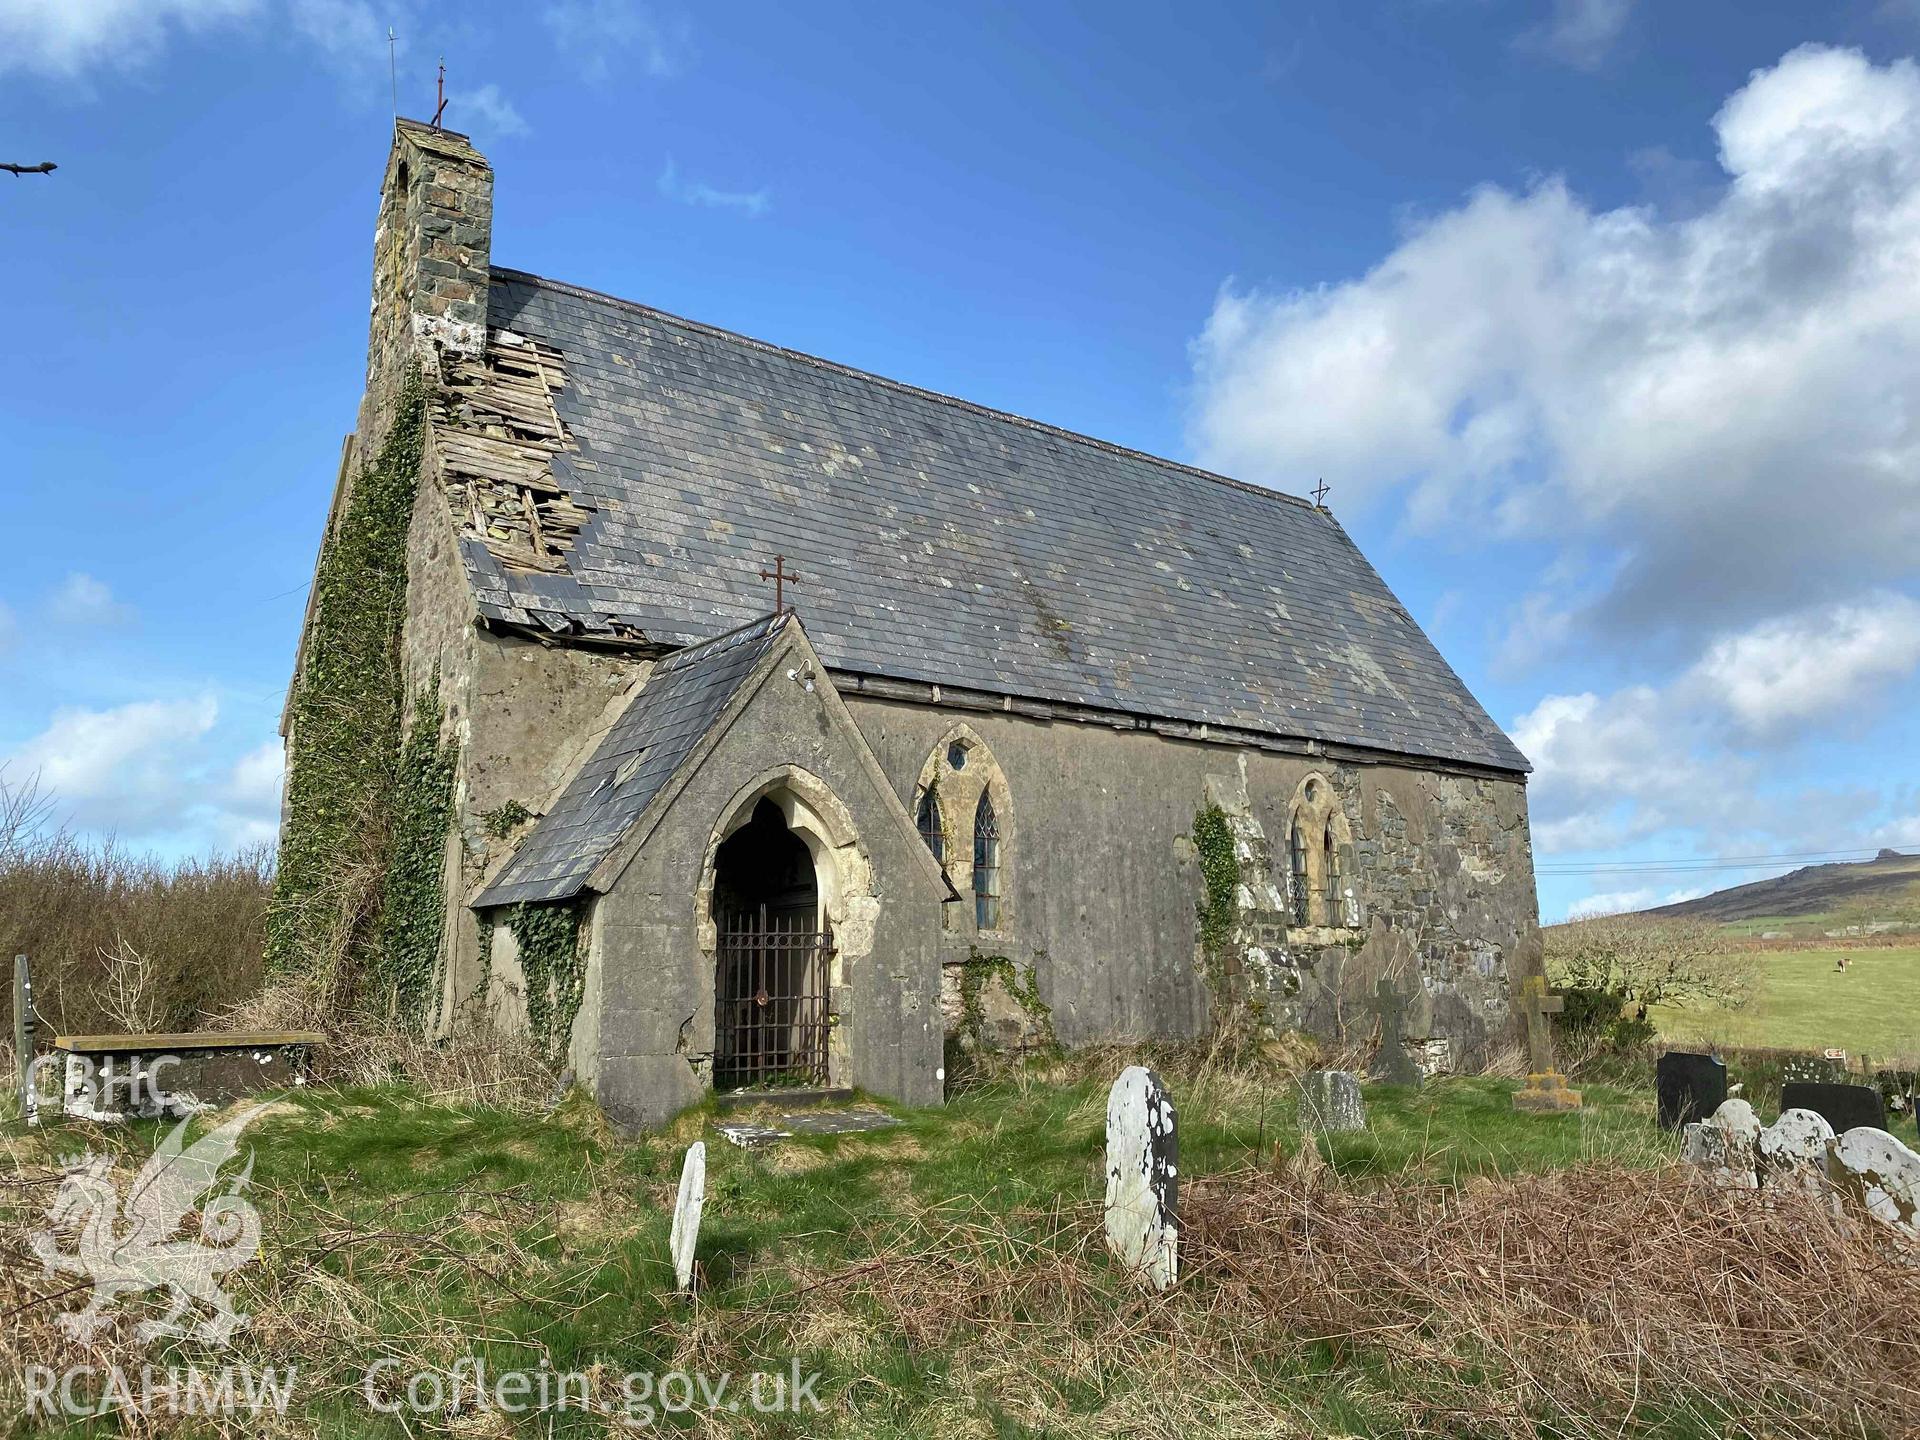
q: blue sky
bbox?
[2,0,1917,921]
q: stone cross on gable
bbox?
[1519,974,1564,1075]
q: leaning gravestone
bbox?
[1365,978,1422,1088]
[1779,1081,1886,1136]
[671,1141,706,1295]
[1655,1051,1727,1132]
[1104,1066,1178,1291]
[1298,1070,1366,1135]
[1830,1127,1920,1239]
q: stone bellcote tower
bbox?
[360,119,493,446]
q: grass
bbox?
[5,1051,1914,1437]
[1652,945,1920,1060]
[3,1058,1678,1438]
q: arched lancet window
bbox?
[916,788,944,864]
[1322,823,1341,925]
[1289,820,1310,926]
[973,791,1001,930]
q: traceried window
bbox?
[973,791,1001,930]
[916,788,944,864]
[1289,820,1310,926]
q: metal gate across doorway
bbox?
[714,904,833,1089]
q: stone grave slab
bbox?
[1779,1081,1886,1136]
[711,1105,900,1150]
[1104,1066,1178,1291]
[1298,1070,1366,1134]
[671,1142,705,1294]
[1655,1051,1726,1132]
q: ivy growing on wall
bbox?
[1192,803,1247,1022]
[959,949,1054,1044]
[376,678,458,1023]
[505,900,587,1064]
[266,371,432,1011]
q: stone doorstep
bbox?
[714,1086,854,1113]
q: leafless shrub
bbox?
[1547,911,1759,1012]
[0,769,272,1041]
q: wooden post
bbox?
[13,954,37,1126]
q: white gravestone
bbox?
[1104,1066,1178,1291]
[1830,1127,1920,1239]
[671,1141,706,1294]
[1681,1098,1763,1189]
[1757,1107,1835,1192]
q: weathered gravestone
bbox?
[1830,1127,1920,1239]
[1365,979,1422,1088]
[1298,1070,1366,1135]
[12,955,36,1126]
[1655,1051,1727,1131]
[1681,1097,1763,1188]
[1781,1054,1845,1087]
[1779,1081,1886,1137]
[1511,975,1582,1113]
[1756,1107,1835,1192]
[671,1141,706,1295]
[1104,1066,1178,1291]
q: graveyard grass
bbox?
[4,1057,1764,1440]
[1651,944,1920,1059]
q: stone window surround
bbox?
[1285,771,1361,936]
[910,722,1014,938]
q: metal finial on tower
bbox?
[432,58,448,129]
[387,28,398,118]
[1311,477,1331,509]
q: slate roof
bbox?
[474,613,789,907]
[465,268,1528,775]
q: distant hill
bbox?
[1647,849,1920,925]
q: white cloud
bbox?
[658,157,770,217]
[48,572,133,627]
[1516,0,1633,71]
[545,0,690,81]
[1188,45,1920,649]
[1691,593,1920,736]
[7,696,218,826]
[226,739,285,814]
[284,0,384,62]
[449,83,529,139]
[0,0,259,78]
[1,698,282,852]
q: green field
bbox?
[1653,945,1920,1060]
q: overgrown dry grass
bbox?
[0,772,272,1041]
[696,1159,1920,1438]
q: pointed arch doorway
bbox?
[711,796,834,1089]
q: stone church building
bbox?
[285,121,1541,1130]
